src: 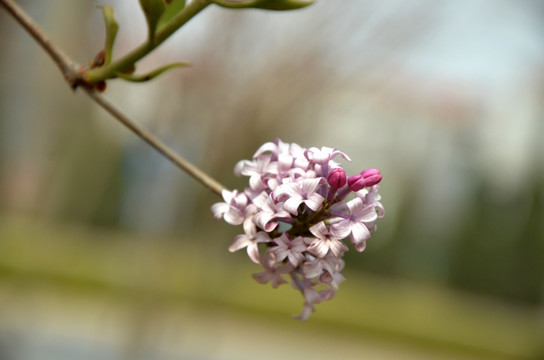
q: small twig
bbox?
[83,88,225,196]
[1,0,226,197]
[0,0,83,88]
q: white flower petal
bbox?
[308,239,329,258]
[253,141,279,158]
[354,239,367,252]
[375,202,385,218]
[223,208,245,225]
[294,303,315,322]
[210,202,229,219]
[249,174,266,191]
[329,201,349,217]
[253,211,276,232]
[350,222,371,249]
[309,221,329,239]
[303,260,323,278]
[220,189,233,203]
[346,197,364,213]
[301,178,322,194]
[283,197,303,215]
[305,193,324,211]
[247,243,261,264]
[355,204,378,223]
[229,235,249,252]
[329,239,348,257]
[330,221,352,238]
[243,216,256,237]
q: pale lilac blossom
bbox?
[329,197,379,252]
[304,146,351,165]
[252,251,294,288]
[270,234,307,267]
[228,221,271,264]
[305,146,351,177]
[211,139,384,321]
[252,191,291,231]
[308,221,348,258]
[211,190,248,225]
[274,178,325,215]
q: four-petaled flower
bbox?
[329,197,379,252]
[252,251,294,288]
[270,234,307,267]
[274,178,325,215]
[228,218,271,264]
[308,221,348,258]
[211,190,248,225]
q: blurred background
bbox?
[1,0,543,359]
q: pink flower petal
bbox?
[301,178,323,194]
[283,197,303,215]
[305,193,324,211]
[354,204,378,223]
[294,303,315,322]
[253,141,280,158]
[309,221,329,239]
[329,239,348,257]
[229,234,249,252]
[303,259,323,278]
[330,221,352,238]
[221,189,235,203]
[350,222,371,246]
[354,239,367,252]
[223,208,244,225]
[210,202,229,219]
[247,243,261,264]
[253,211,278,232]
[308,239,329,258]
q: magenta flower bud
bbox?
[360,168,382,187]
[327,168,346,189]
[348,169,382,191]
[347,174,365,191]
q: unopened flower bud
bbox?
[348,168,382,191]
[360,168,382,187]
[327,168,346,189]
[347,174,364,191]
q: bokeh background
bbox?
[1,0,543,359]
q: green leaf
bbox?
[139,0,167,44]
[158,0,186,29]
[254,0,314,10]
[98,6,119,65]
[115,62,189,82]
[211,0,314,10]
[211,0,264,8]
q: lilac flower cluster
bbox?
[211,139,384,320]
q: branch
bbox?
[0,0,83,88]
[1,0,226,197]
[83,88,225,196]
